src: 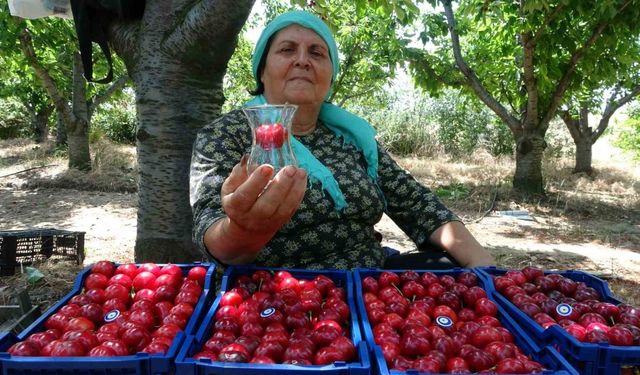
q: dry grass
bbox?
[398,149,640,247]
[0,260,83,315]
[1,138,137,193]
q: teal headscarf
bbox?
[246,10,382,212]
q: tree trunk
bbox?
[67,129,91,170]
[33,106,53,143]
[574,138,593,174]
[107,1,253,263]
[513,133,546,194]
[66,53,91,170]
[131,68,223,263]
[55,111,67,147]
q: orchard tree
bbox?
[0,9,128,169]
[0,48,53,142]
[406,0,640,194]
[106,1,255,262]
[559,36,640,173]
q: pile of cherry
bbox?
[7,261,207,357]
[492,267,640,346]
[361,270,547,374]
[191,270,357,365]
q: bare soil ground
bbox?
[1,138,639,311]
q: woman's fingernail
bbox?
[240,154,248,167]
[260,166,273,178]
[285,166,296,177]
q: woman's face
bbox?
[261,25,333,106]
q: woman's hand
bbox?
[203,156,307,265]
[221,157,307,235]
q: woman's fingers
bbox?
[221,164,307,234]
[271,168,307,218]
[253,167,304,216]
[220,155,250,197]
[222,164,274,216]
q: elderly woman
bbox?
[190,10,494,270]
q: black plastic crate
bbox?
[0,229,85,276]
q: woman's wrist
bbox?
[204,216,271,264]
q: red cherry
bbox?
[608,326,634,346]
[108,273,133,289]
[8,341,40,356]
[495,357,526,373]
[254,341,285,362]
[88,345,118,356]
[456,271,479,287]
[84,273,109,290]
[91,261,116,277]
[187,266,208,286]
[378,271,401,288]
[361,276,379,294]
[50,340,87,356]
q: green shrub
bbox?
[614,102,640,160]
[544,119,575,159]
[430,90,513,157]
[92,98,137,144]
[0,98,32,139]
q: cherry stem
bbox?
[391,283,403,296]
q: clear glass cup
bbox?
[242,104,298,174]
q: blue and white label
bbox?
[435,316,453,328]
[104,309,120,322]
[260,307,276,318]
[556,303,573,317]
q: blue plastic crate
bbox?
[0,262,216,375]
[477,267,640,375]
[354,268,579,375]
[175,265,371,375]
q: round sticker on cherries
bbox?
[104,309,120,322]
[260,307,276,318]
[556,303,573,317]
[435,315,453,328]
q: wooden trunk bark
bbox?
[132,67,224,262]
[67,129,91,170]
[32,107,52,143]
[129,13,228,262]
[108,0,254,262]
[66,54,91,171]
[55,112,67,147]
[513,134,546,194]
[573,138,593,174]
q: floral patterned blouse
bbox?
[190,109,458,270]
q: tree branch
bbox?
[525,4,565,48]
[559,109,582,141]
[593,83,640,141]
[163,0,255,59]
[540,0,632,132]
[18,26,73,125]
[329,40,361,102]
[407,49,466,89]
[337,86,379,107]
[89,75,130,118]
[442,0,521,132]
